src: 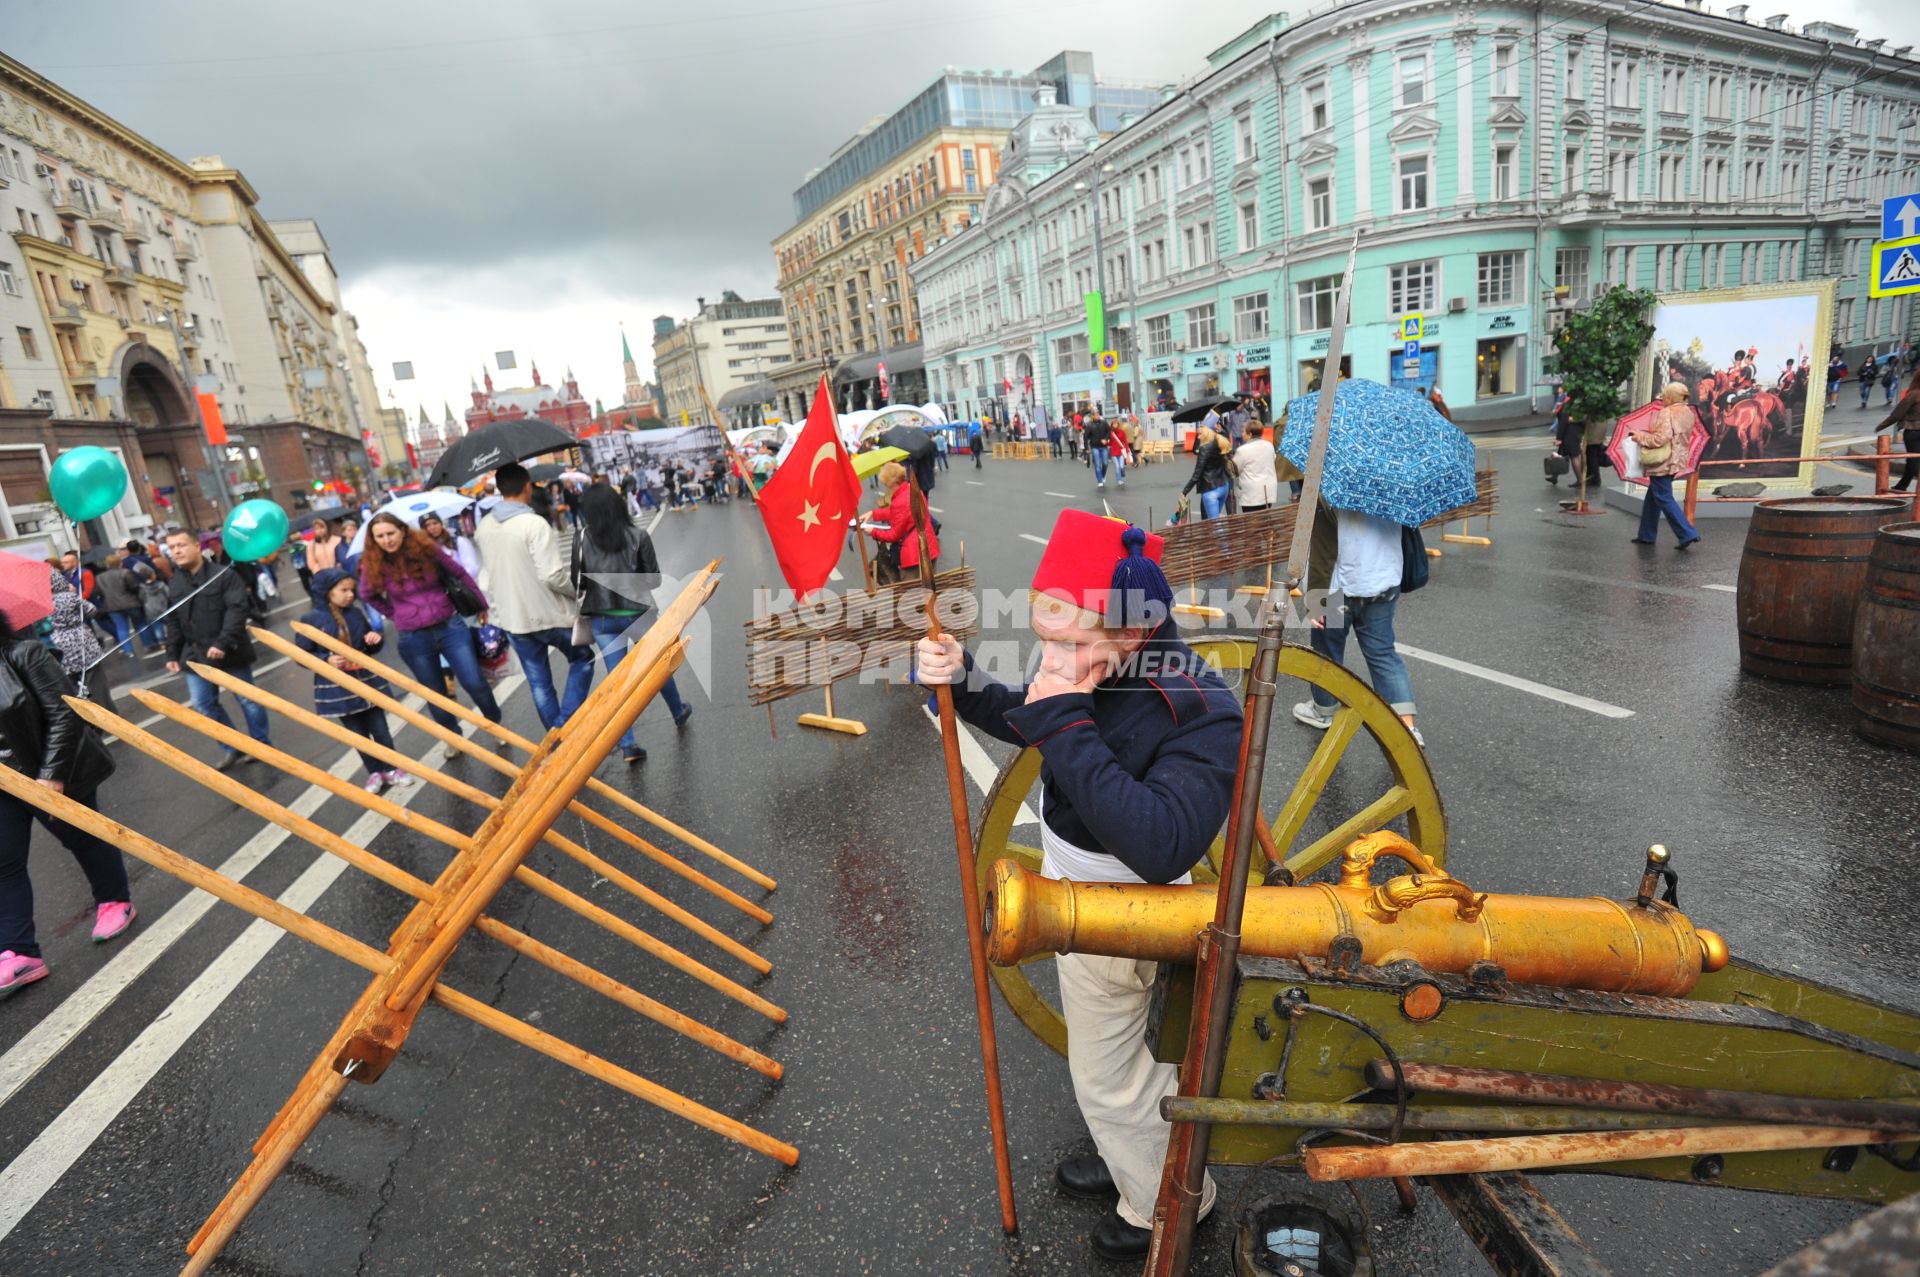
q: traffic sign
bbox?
[1096,350,1120,374]
[1399,315,1423,341]
[1403,339,1422,361]
[1869,235,1920,299]
[1881,193,1920,242]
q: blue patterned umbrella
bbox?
[1278,380,1476,527]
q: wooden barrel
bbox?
[1735,497,1910,685]
[1852,521,1920,751]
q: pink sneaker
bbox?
[381,770,415,788]
[363,774,388,794]
[0,951,49,988]
[92,901,136,943]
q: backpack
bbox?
[1400,525,1430,594]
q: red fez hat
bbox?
[1030,509,1171,624]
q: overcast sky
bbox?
[7,0,1909,424]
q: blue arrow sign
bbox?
[1883,193,1920,242]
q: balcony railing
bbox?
[50,192,87,219]
[102,265,135,286]
[48,301,86,328]
[120,220,149,244]
[65,359,99,383]
[85,205,124,232]
[173,236,198,262]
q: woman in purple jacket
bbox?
[358,513,502,732]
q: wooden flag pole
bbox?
[701,383,761,507]
[909,473,1018,1235]
[795,634,868,736]
[283,620,774,892]
[257,627,773,924]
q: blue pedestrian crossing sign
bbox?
[1870,235,1920,299]
[1398,315,1423,341]
[1882,193,1920,242]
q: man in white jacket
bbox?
[473,462,595,731]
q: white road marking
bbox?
[1702,584,1737,593]
[966,480,985,486]
[828,567,845,581]
[922,706,1036,825]
[0,678,524,1203]
[645,507,666,535]
[1044,491,1077,499]
[1018,534,1048,545]
[1394,644,1634,719]
[928,506,943,514]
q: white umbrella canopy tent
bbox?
[774,405,945,466]
[346,490,477,558]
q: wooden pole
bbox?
[96,694,782,1074]
[247,629,773,926]
[1302,1123,1920,1183]
[909,472,1017,1235]
[284,620,774,892]
[795,633,867,735]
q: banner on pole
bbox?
[197,391,228,445]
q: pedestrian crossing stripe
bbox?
[1869,235,1920,298]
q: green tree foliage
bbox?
[1552,284,1656,428]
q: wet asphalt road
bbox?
[1,435,1916,1276]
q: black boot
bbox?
[1090,1211,1150,1261]
[1054,1153,1116,1200]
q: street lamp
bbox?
[1073,159,1118,411]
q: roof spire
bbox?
[621,326,635,365]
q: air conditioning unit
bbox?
[33,163,52,177]
[1448,297,1468,313]
[1173,340,1188,351]
[69,277,86,290]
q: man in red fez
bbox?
[917,509,1243,1260]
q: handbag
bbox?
[1543,453,1571,478]
[435,559,486,618]
[569,615,594,648]
[1637,433,1673,468]
[1400,524,1430,594]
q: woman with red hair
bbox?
[358,513,501,733]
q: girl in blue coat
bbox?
[295,568,414,795]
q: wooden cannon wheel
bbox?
[972,639,1447,1057]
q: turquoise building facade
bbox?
[910,0,1920,424]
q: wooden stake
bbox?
[1303,1123,1920,1182]
[285,620,775,892]
[796,636,867,735]
[96,695,783,1073]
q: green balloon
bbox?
[222,499,290,563]
[48,446,129,522]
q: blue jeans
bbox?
[587,615,689,751]
[1200,483,1231,519]
[0,786,129,958]
[183,663,272,749]
[1860,378,1874,407]
[1309,590,1416,715]
[1637,474,1698,544]
[396,617,502,731]
[508,627,596,732]
[1110,452,1126,485]
[106,609,144,653]
[1090,449,1108,484]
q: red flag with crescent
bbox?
[756,374,860,598]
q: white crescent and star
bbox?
[796,440,845,530]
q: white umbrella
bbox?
[349,490,475,557]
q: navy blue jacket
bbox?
[945,622,1243,883]
[295,569,391,719]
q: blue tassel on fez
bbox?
[1108,525,1174,629]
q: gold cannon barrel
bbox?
[984,839,1729,998]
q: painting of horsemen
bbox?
[1639,280,1835,483]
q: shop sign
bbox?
[1187,352,1217,372]
[1484,311,1521,333]
[1145,357,1173,377]
[1307,334,1330,354]
[1235,343,1272,368]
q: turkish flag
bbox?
[757,375,859,598]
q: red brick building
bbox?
[465,365,592,436]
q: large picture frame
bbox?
[1635,278,1837,490]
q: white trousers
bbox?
[1057,950,1217,1228]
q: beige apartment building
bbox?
[650,292,791,427]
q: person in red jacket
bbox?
[865,461,938,584]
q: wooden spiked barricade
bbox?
[0,563,796,1275]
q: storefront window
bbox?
[1297,355,1351,394]
[1149,378,1176,410]
[1476,338,1518,399]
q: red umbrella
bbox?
[0,549,54,633]
[1606,401,1710,485]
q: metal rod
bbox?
[1304,1123,1920,1183]
[284,619,775,892]
[1282,235,1360,589]
[1159,1096,1743,1133]
[911,472,1017,1236]
[1373,1061,1920,1135]
[94,694,781,1075]
[258,625,773,925]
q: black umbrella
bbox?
[876,424,936,463]
[529,462,567,483]
[1170,395,1238,425]
[427,417,577,489]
